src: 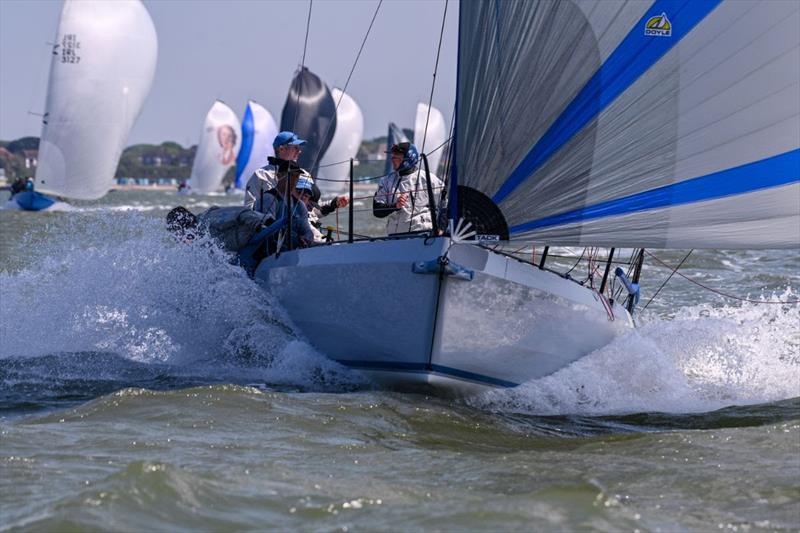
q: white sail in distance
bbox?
[317,88,364,196]
[235,100,278,190]
[188,100,241,194]
[35,0,157,200]
[414,102,446,174]
[454,0,799,249]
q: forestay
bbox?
[454,0,800,249]
[235,101,278,190]
[35,0,157,200]
[188,100,241,194]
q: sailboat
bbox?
[316,88,365,196]
[253,0,799,395]
[413,102,447,175]
[187,100,241,194]
[234,100,279,191]
[32,0,157,206]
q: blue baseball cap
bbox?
[273,131,307,149]
[295,176,313,192]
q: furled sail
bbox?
[414,102,447,174]
[188,100,241,194]
[384,122,409,176]
[317,88,364,196]
[35,0,157,200]
[235,100,278,189]
[454,0,800,249]
[280,67,337,176]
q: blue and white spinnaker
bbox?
[235,100,278,190]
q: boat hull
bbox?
[254,236,632,395]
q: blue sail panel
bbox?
[235,103,255,189]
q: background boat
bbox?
[187,100,241,194]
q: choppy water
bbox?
[1,190,799,531]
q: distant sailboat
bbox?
[34,0,158,201]
[413,102,446,174]
[317,88,364,196]
[187,100,241,194]
[235,100,278,190]
[280,67,337,177]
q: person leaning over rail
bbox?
[244,130,307,213]
[373,142,444,235]
[255,161,315,250]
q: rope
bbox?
[292,0,314,130]
[311,0,383,171]
[644,250,799,305]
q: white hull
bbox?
[254,237,632,395]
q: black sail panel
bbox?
[280,67,337,175]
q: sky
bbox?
[0,0,458,147]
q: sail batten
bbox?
[455,0,800,249]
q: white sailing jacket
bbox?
[374,168,443,234]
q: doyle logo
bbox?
[644,12,672,37]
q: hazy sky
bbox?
[0,0,458,147]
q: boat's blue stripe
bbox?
[235,104,255,188]
[334,359,519,388]
[509,149,800,234]
[492,0,722,204]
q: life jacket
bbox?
[198,206,268,252]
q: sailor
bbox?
[9,177,25,197]
[252,161,315,250]
[244,131,307,213]
[373,142,443,234]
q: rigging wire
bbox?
[292,0,314,131]
[418,0,449,157]
[642,249,693,310]
[644,250,800,305]
[311,0,383,171]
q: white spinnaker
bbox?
[236,101,278,189]
[35,0,157,200]
[188,101,241,194]
[456,0,800,249]
[414,102,446,174]
[317,88,364,196]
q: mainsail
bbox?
[414,102,447,174]
[188,100,241,194]
[453,0,800,249]
[235,100,278,189]
[317,88,364,195]
[280,67,337,176]
[384,122,409,177]
[35,0,157,200]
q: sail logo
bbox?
[644,12,672,37]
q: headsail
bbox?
[317,88,364,196]
[454,0,799,249]
[414,102,447,174]
[385,122,409,177]
[280,67,337,176]
[188,100,241,194]
[35,0,157,200]
[235,100,278,189]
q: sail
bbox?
[454,0,800,249]
[35,0,157,200]
[317,88,364,195]
[385,122,409,177]
[188,100,241,194]
[235,101,278,189]
[280,67,337,176]
[413,102,447,174]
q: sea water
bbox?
[1,190,798,531]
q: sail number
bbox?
[60,34,81,64]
